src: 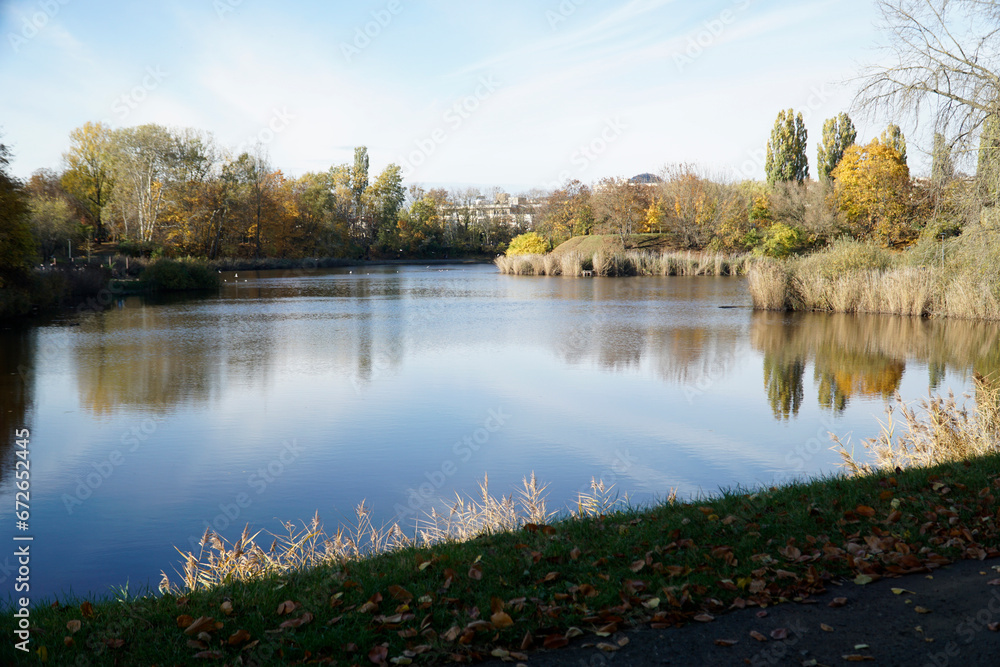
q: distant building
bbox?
[630,173,663,185]
[440,192,542,228]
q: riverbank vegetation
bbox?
[9,379,1000,665]
[496,246,754,277]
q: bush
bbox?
[795,237,894,280]
[755,223,805,258]
[139,258,219,291]
[505,232,549,256]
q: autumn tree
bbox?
[536,180,593,244]
[817,112,857,182]
[365,164,406,251]
[765,109,809,186]
[831,140,915,247]
[656,165,745,249]
[105,124,180,243]
[593,177,649,245]
[62,121,114,240]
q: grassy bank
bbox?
[7,383,1000,665]
[496,250,754,277]
[748,232,1000,320]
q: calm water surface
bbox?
[1,263,997,601]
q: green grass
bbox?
[7,451,1000,665]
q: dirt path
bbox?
[483,558,1000,666]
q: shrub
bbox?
[505,232,549,256]
[139,258,219,291]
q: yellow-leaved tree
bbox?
[505,231,549,255]
[831,140,915,248]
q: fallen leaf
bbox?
[565,627,584,638]
[820,624,834,632]
[855,505,876,517]
[854,574,874,585]
[750,631,767,642]
[770,628,788,640]
[184,616,216,636]
[468,564,483,581]
[228,629,251,646]
[63,637,73,648]
[713,639,737,647]
[842,655,875,662]
[368,645,388,664]
[915,606,932,614]
[66,620,81,634]
[491,611,514,629]
[280,612,314,629]
[988,622,999,632]
[891,588,916,595]
[569,547,581,560]
[276,600,297,616]
[104,638,125,649]
[829,597,849,608]
[176,614,194,629]
[542,634,569,649]
[596,642,620,651]
[694,613,715,623]
[388,585,413,602]
[194,651,223,660]
[220,600,233,616]
[81,602,94,619]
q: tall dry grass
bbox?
[748,234,1000,321]
[495,250,753,277]
[836,374,1000,474]
[162,473,633,594]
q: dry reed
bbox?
[162,472,632,594]
[496,250,753,278]
[836,374,1000,475]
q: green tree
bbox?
[880,123,907,164]
[0,138,36,289]
[765,109,809,186]
[931,132,955,189]
[817,112,857,182]
[366,164,406,250]
[351,146,369,240]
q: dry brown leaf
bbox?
[596,642,620,651]
[569,547,581,560]
[184,616,216,636]
[228,629,252,646]
[66,620,81,634]
[855,505,876,518]
[842,655,875,662]
[176,614,194,629]
[81,601,95,619]
[220,600,233,616]
[770,628,788,640]
[276,600,297,616]
[491,611,514,629]
[915,606,932,614]
[194,650,223,659]
[820,623,834,632]
[368,645,388,664]
[829,597,849,608]
[280,612,314,629]
[713,639,737,647]
[749,630,767,642]
[694,613,715,622]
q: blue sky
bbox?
[1,0,904,191]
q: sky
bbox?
[0,0,911,192]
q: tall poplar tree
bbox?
[765,109,809,186]
[817,112,857,183]
[880,123,907,164]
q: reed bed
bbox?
[163,473,631,594]
[837,373,1000,474]
[495,250,754,277]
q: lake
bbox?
[1,263,996,602]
